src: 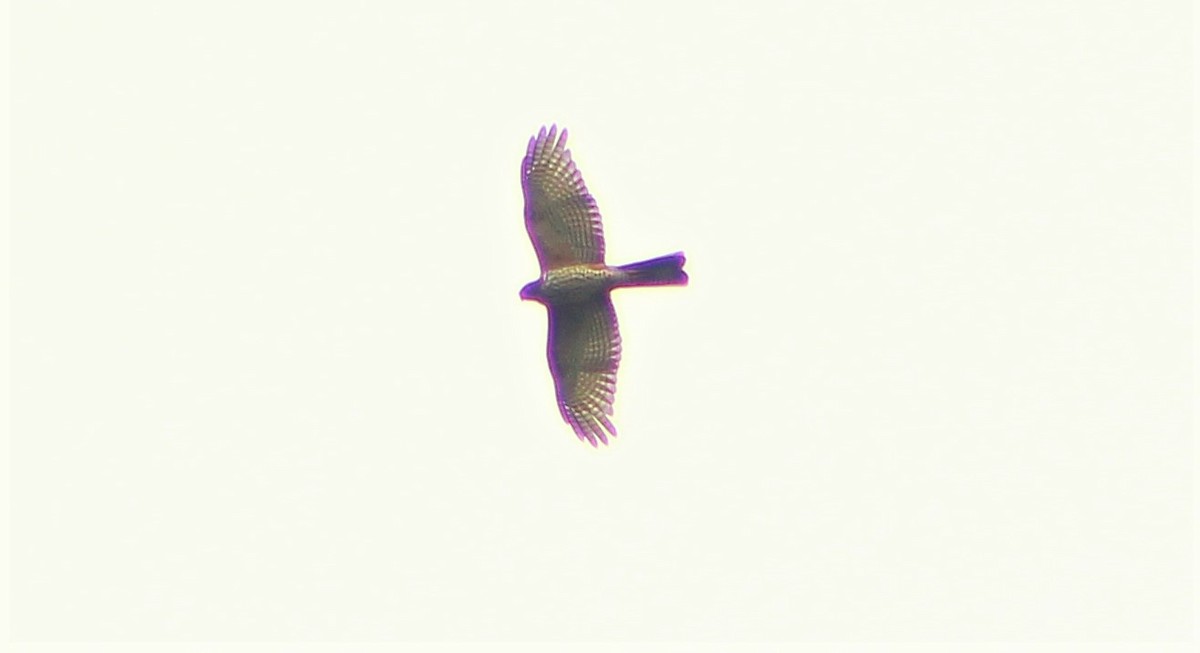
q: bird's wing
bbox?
[547,297,621,446]
[521,125,606,271]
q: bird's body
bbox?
[537,265,613,304]
[519,125,687,446]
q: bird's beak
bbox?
[519,282,536,301]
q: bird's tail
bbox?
[615,252,688,287]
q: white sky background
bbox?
[10,0,1192,645]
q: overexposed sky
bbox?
[10,0,1193,646]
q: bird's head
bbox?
[519,279,545,303]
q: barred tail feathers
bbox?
[616,252,688,287]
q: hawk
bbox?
[519,125,688,446]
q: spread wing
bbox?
[521,125,606,271]
[547,297,621,446]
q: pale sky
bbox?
[10,0,1193,647]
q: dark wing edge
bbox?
[546,297,622,446]
[520,125,606,271]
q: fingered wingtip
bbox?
[567,412,615,448]
[532,124,569,149]
[580,428,598,447]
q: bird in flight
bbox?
[519,125,688,446]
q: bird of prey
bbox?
[519,125,687,446]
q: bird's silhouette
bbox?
[519,125,687,446]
